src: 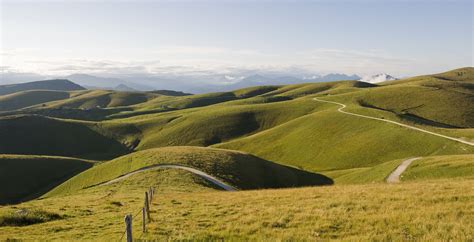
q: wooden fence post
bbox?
[125,214,132,242]
[142,207,146,233]
[145,192,150,221]
[149,187,153,202]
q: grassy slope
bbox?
[2,88,321,160]
[135,86,280,111]
[0,90,70,111]
[321,159,404,184]
[46,146,332,197]
[215,108,474,171]
[353,83,474,128]
[356,67,474,128]
[0,178,472,240]
[40,90,158,109]
[0,115,131,160]
[322,154,474,184]
[0,155,93,205]
[133,97,323,149]
[401,154,474,181]
[0,79,85,96]
[2,72,472,171]
[113,82,367,150]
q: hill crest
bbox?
[0,79,85,96]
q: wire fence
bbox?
[118,187,155,241]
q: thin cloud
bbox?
[1,46,430,77]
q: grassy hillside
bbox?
[401,154,474,181]
[354,83,474,128]
[46,146,332,197]
[0,115,131,159]
[133,97,323,149]
[0,90,70,111]
[0,178,472,240]
[215,108,474,171]
[148,90,192,96]
[40,90,158,109]
[321,154,474,184]
[2,69,472,171]
[133,86,280,111]
[0,79,85,96]
[0,155,93,205]
[354,67,474,128]
[321,159,405,184]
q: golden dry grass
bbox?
[0,175,472,241]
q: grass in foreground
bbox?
[0,209,63,227]
[0,177,472,241]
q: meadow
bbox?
[0,175,471,240]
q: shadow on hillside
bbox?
[195,152,334,190]
[0,107,132,121]
[259,161,335,188]
[0,159,93,205]
[202,112,262,146]
[0,115,131,160]
[357,99,461,128]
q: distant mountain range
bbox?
[1,72,362,94]
[64,74,154,91]
[359,73,397,84]
[214,73,360,91]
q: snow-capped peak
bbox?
[359,73,397,84]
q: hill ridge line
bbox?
[313,97,474,146]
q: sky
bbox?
[0,0,473,80]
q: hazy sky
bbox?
[1,0,473,77]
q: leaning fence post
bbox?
[145,192,150,221]
[125,214,132,242]
[142,207,146,233]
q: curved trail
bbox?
[100,164,237,191]
[386,157,421,183]
[313,97,474,146]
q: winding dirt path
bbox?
[386,157,421,183]
[100,164,237,191]
[313,97,474,146]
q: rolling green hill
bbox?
[148,90,192,96]
[352,68,474,128]
[215,108,474,171]
[0,115,132,159]
[0,90,71,111]
[320,158,405,184]
[0,155,93,205]
[0,79,85,96]
[46,146,332,197]
[401,154,474,181]
[38,90,159,109]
